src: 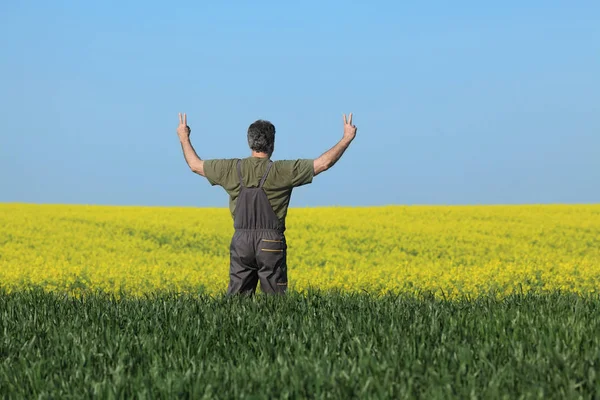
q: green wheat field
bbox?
[1,291,599,398]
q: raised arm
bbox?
[177,113,205,176]
[313,113,357,176]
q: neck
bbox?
[251,151,270,158]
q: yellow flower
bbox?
[0,204,598,298]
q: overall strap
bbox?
[236,159,245,188]
[259,161,273,188]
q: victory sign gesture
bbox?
[343,113,357,142]
[177,113,191,141]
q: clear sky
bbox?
[1,1,598,207]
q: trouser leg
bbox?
[227,232,258,295]
[256,235,288,295]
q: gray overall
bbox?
[227,160,288,295]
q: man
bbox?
[176,113,357,295]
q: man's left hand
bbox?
[177,113,191,140]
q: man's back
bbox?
[204,157,314,226]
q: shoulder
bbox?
[272,159,315,187]
[204,159,240,185]
[273,159,314,170]
[205,158,239,170]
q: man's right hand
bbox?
[313,113,357,176]
[343,113,357,142]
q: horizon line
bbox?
[1,202,599,208]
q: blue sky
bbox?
[1,1,598,207]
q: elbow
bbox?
[191,167,205,176]
[322,156,336,171]
[190,162,205,176]
[314,158,332,176]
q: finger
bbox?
[348,113,353,126]
[343,114,347,125]
[179,113,183,125]
[184,113,187,126]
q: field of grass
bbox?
[1,204,599,398]
[1,290,599,399]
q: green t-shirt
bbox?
[204,157,314,224]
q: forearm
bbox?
[314,137,353,175]
[179,137,205,176]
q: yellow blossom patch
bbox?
[1,204,598,298]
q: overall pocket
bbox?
[259,238,285,252]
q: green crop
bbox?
[1,290,599,399]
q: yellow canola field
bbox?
[0,204,599,298]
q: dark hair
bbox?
[247,120,275,155]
